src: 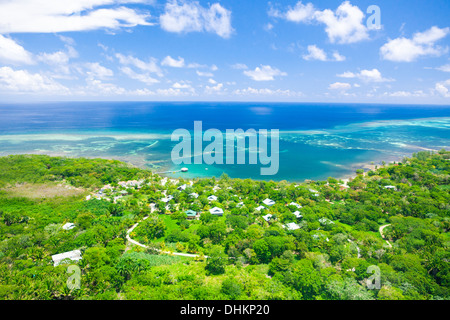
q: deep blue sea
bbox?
[0,102,449,181]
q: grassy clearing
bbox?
[1,182,86,199]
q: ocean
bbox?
[0,101,449,182]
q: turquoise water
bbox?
[0,102,448,181]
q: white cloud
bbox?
[269,1,315,23]
[387,90,427,98]
[86,62,114,79]
[380,26,450,62]
[205,82,224,93]
[208,78,217,84]
[231,63,248,70]
[337,68,393,82]
[160,0,233,38]
[120,66,159,85]
[314,1,369,44]
[436,64,450,72]
[435,79,450,97]
[0,0,153,34]
[115,53,162,76]
[271,1,370,44]
[0,35,34,65]
[302,45,346,61]
[234,87,302,96]
[0,66,68,93]
[172,82,191,89]
[332,51,346,62]
[161,56,185,68]
[329,82,351,90]
[243,65,287,81]
[196,70,214,77]
[303,45,327,61]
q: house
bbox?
[85,195,91,201]
[292,211,303,219]
[384,185,397,191]
[161,195,174,203]
[262,214,273,222]
[319,218,334,226]
[262,198,275,206]
[62,223,76,230]
[177,184,187,191]
[288,202,302,209]
[285,222,300,231]
[209,207,224,216]
[255,206,266,212]
[212,186,221,192]
[51,250,82,267]
[190,193,199,198]
[236,202,244,208]
[309,189,320,197]
[185,210,198,219]
[207,195,218,201]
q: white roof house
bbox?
[255,206,266,212]
[85,195,91,201]
[319,218,335,225]
[207,195,218,201]
[263,198,275,206]
[161,195,174,203]
[293,211,303,219]
[213,186,221,192]
[384,185,397,190]
[177,184,187,191]
[236,202,244,208]
[285,222,300,231]
[62,223,76,230]
[289,202,302,209]
[262,214,273,222]
[190,192,199,198]
[51,250,82,267]
[209,207,224,216]
[309,189,320,196]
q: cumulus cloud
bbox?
[161,56,185,68]
[0,66,68,93]
[0,0,153,34]
[119,66,159,85]
[302,45,346,61]
[160,0,233,38]
[234,87,303,96]
[329,82,352,90]
[271,1,371,44]
[269,1,315,23]
[314,1,369,44]
[337,68,393,82]
[435,79,450,97]
[0,35,34,65]
[115,53,162,76]
[380,26,450,62]
[196,70,214,77]
[243,65,287,81]
[436,64,450,72]
[85,62,114,80]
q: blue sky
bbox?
[0,0,449,104]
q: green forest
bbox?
[0,151,449,300]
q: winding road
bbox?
[126,216,207,258]
[379,224,393,248]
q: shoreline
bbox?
[0,148,437,185]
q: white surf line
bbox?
[126,216,207,258]
[379,224,393,248]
